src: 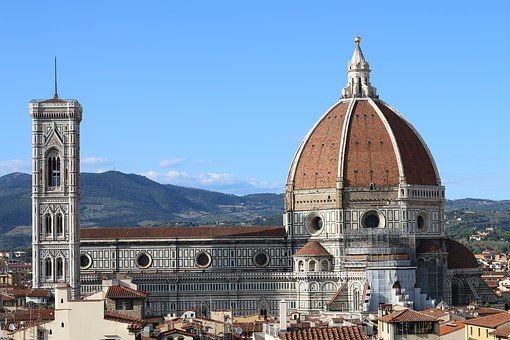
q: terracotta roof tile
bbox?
[106,285,148,299]
[0,294,15,302]
[420,308,449,318]
[375,101,438,185]
[159,328,197,337]
[104,312,144,324]
[492,326,510,337]
[81,225,286,240]
[9,288,51,298]
[281,326,367,340]
[289,98,439,191]
[293,101,350,190]
[0,308,54,322]
[464,312,510,328]
[233,321,264,333]
[343,100,400,187]
[104,314,164,329]
[378,309,439,323]
[294,241,332,257]
[440,321,465,336]
[478,307,507,316]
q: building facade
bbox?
[32,37,495,316]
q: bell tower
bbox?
[30,79,82,299]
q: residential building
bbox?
[10,280,158,339]
[440,321,465,340]
[464,312,510,340]
[378,308,440,340]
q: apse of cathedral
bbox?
[31,38,496,317]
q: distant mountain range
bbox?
[1,171,509,250]
[0,171,283,249]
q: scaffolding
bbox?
[323,229,418,312]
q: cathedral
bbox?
[30,37,496,317]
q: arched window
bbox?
[56,258,64,279]
[321,260,329,271]
[298,260,304,272]
[56,214,63,236]
[47,154,61,187]
[308,260,316,272]
[452,282,460,306]
[45,258,52,278]
[45,214,52,235]
[353,288,360,311]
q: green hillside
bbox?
[1,171,510,253]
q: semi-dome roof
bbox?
[446,239,479,269]
[287,38,440,191]
[294,241,332,257]
[416,239,479,269]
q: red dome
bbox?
[446,239,479,269]
[287,98,440,191]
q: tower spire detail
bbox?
[341,36,377,99]
[53,57,58,99]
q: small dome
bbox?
[446,239,479,269]
[294,241,332,257]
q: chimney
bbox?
[279,300,287,332]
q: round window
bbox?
[195,251,212,268]
[416,212,429,232]
[80,253,92,270]
[417,215,424,229]
[135,252,152,269]
[253,251,270,267]
[305,212,324,235]
[361,210,384,228]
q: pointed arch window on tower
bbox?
[45,258,53,279]
[56,214,63,236]
[47,154,61,187]
[353,288,360,311]
[45,214,52,235]
[56,257,64,279]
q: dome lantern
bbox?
[341,36,378,99]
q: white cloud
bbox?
[82,156,109,165]
[166,170,191,179]
[140,170,281,195]
[142,170,160,179]
[159,158,185,168]
[81,156,113,173]
[196,172,236,185]
[0,159,30,175]
[247,178,281,190]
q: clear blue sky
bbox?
[0,1,509,199]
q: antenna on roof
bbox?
[53,57,59,99]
